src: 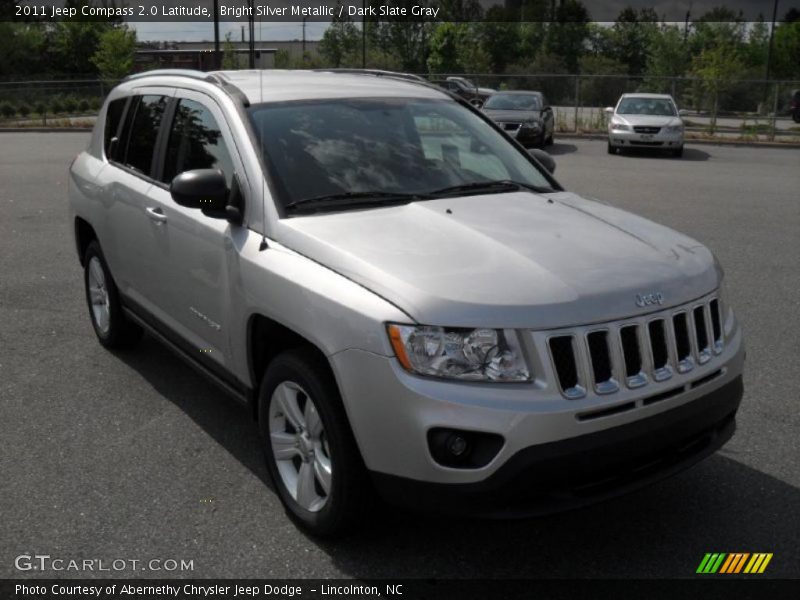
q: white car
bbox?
[606,94,686,157]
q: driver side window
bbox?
[161,98,234,187]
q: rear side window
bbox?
[161,98,234,186]
[122,95,168,176]
[103,98,127,159]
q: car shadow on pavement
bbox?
[114,335,798,579]
[546,142,578,156]
[619,147,711,162]
[114,335,275,491]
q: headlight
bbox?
[665,124,683,133]
[610,120,630,131]
[387,324,530,382]
[521,120,541,130]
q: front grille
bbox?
[503,122,520,131]
[629,140,664,146]
[544,294,724,399]
[633,126,661,134]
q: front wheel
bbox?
[259,349,371,537]
[607,141,616,154]
[672,145,684,158]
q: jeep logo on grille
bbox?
[635,292,664,307]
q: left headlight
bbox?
[521,119,541,130]
[665,124,683,133]
[387,324,530,382]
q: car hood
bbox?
[276,192,719,329]
[484,109,542,122]
[614,114,682,127]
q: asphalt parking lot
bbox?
[1,133,798,579]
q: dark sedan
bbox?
[482,91,555,148]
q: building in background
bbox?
[135,40,321,71]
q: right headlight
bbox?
[387,324,530,382]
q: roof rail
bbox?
[312,68,428,84]
[121,69,250,107]
[123,69,210,82]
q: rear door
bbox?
[143,91,246,374]
[95,89,173,310]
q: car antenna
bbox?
[259,67,268,251]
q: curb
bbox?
[0,127,92,133]
[554,132,800,149]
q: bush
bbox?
[50,97,64,114]
[18,104,30,118]
[34,102,47,116]
[78,98,90,113]
[62,96,78,114]
[0,101,15,119]
[89,97,102,111]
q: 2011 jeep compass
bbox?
[69,69,744,536]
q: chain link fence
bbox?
[1,74,798,141]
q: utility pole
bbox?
[302,16,308,61]
[764,0,780,103]
[248,0,256,69]
[213,0,220,69]
[362,0,367,68]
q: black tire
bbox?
[673,146,684,158]
[607,141,616,154]
[258,348,371,537]
[546,131,554,146]
[83,241,142,349]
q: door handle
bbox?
[145,207,167,223]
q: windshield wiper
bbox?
[285,191,422,213]
[427,180,552,198]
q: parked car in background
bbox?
[431,76,495,106]
[482,91,555,148]
[790,89,800,123]
[606,93,686,157]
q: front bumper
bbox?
[496,123,543,146]
[331,321,743,490]
[609,128,683,149]
[371,375,742,516]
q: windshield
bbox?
[484,94,541,111]
[617,97,676,116]
[248,97,555,212]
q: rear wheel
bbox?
[259,349,371,537]
[83,241,142,349]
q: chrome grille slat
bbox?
[543,295,723,399]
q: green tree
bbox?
[427,23,465,73]
[221,32,240,69]
[0,23,47,77]
[692,43,744,132]
[771,21,800,79]
[91,26,137,80]
[610,8,659,76]
[643,24,690,92]
[319,2,361,68]
[544,0,590,73]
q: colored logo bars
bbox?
[696,553,773,574]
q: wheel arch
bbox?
[74,217,98,266]
[246,313,334,421]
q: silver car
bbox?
[606,93,686,157]
[69,70,744,536]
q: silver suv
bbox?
[69,70,744,536]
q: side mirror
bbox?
[528,148,556,174]
[678,109,689,116]
[170,169,228,218]
[604,107,614,115]
[470,98,484,109]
